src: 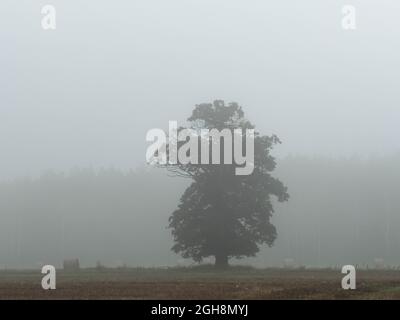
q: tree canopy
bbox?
[161,100,289,267]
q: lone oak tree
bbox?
[161,100,289,268]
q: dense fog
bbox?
[1,0,400,268]
[1,154,399,269]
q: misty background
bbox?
[1,0,400,268]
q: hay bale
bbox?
[63,259,80,271]
[374,258,385,269]
[283,258,295,269]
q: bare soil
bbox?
[1,267,400,299]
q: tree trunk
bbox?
[215,254,229,269]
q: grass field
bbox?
[1,266,400,299]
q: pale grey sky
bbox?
[2,0,400,180]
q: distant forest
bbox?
[1,154,400,269]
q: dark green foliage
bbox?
[165,101,289,267]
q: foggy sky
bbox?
[2,0,400,181]
[2,1,400,269]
